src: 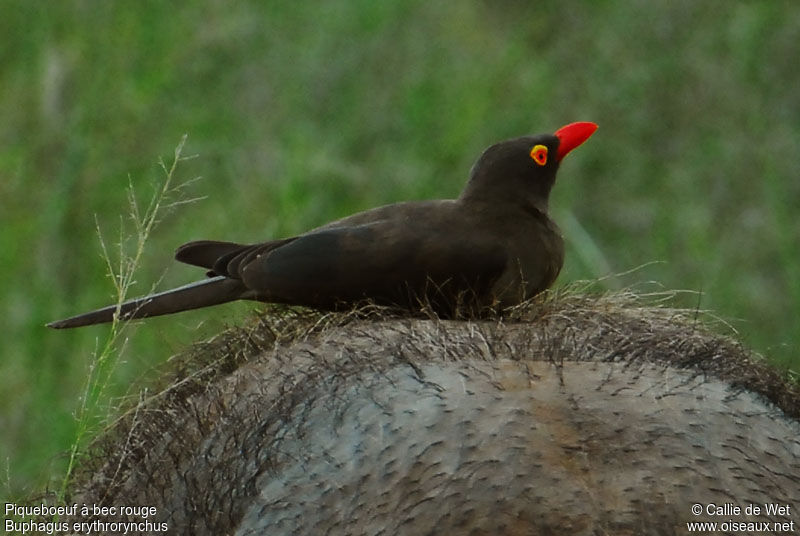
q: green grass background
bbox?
[2,1,798,498]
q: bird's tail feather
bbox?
[47,276,245,329]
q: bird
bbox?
[48,122,597,329]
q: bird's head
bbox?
[460,122,597,213]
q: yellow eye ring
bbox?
[530,144,548,166]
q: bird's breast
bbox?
[489,216,564,307]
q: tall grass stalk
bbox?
[58,136,200,500]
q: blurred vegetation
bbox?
[1,0,798,498]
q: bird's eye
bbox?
[530,145,548,166]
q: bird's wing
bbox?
[175,238,297,276]
[175,240,248,269]
[234,220,508,310]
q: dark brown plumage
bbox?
[48,122,597,329]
